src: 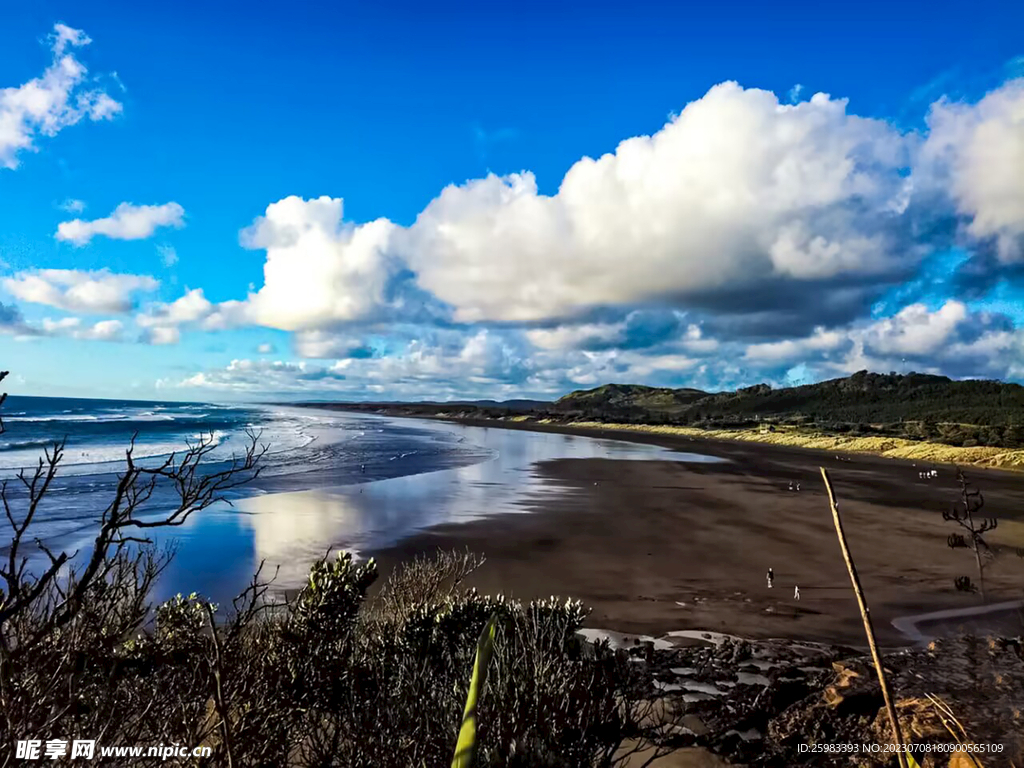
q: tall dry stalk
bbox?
[944,468,997,603]
[819,467,909,768]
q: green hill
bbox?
[553,371,1024,448]
[551,383,709,419]
[300,371,1024,450]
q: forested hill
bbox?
[301,371,1024,449]
[554,371,1024,428]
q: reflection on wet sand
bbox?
[154,418,720,605]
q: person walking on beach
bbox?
[766,568,774,589]
[794,585,800,601]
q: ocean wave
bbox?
[7,410,202,425]
[0,443,171,471]
[0,430,231,472]
[132,411,177,421]
[3,403,332,478]
[7,414,103,423]
[0,438,58,453]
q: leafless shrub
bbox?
[366,548,485,624]
[942,468,998,602]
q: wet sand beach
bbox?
[370,418,1024,647]
[145,417,720,606]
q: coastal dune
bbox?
[566,420,1024,471]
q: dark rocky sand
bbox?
[372,420,1024,647]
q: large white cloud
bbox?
[238,196,401,330]
[922,79,1024,262]
[223,78,1024,347]
[3,269,159,313]
[0,24,121,169]
[57,202,185,245]
[398,82,914,323]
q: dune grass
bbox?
[564,421,1024,471]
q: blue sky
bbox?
[1,0,1023,401]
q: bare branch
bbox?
[942,467,996,603]
[205,602,236,768]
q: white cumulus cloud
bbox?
[922,79,1024,262]
[137,288,212,327]
[40,315,124,341]
[859,300,969,357]
[238,196,401,330]
[78,318,124,341]
[399,82,913,323]
[141,326,181,345]
[0,24,121,169]
[3,269,159,313]
[223,78,1024,347]
[742,300,1022,382]
[57,202,185,245]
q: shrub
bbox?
[2,547,656,767]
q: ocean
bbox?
[0,395,492,478]
[0,396,492,556]
[1,395,718,604]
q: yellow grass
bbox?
[567,422,1024,472]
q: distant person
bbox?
[794,585,801,601]
[795,482,801,492]
[767,568,774,589]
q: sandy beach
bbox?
[371,418,1024,647]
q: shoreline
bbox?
[295,403,1024,475]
